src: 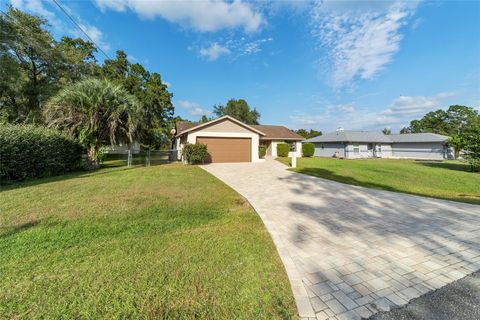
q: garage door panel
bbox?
[196,137,251,163]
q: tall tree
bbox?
[45,78,141,168]
[445,105,480,135]
[382,128,391,135]
[0,7,98,123]
[463,126,480,172]
[213,99,260,124]
[0,7,57,123]
[399,127,410,134]
[55,37,99,85]
[102,51,174,148]
[405,105,479,159]
[406,105,478,136]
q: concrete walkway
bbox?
[201,159,480,320]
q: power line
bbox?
[50,0,111,60]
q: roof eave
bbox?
[261,137,305,141]
[175,115,266,137]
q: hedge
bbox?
[0,125,82,182]
[183,143,208,164]
[259,145,266,158]
[277,143,290,157]
[302,142,315,157]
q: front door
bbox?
[367,143,375,157]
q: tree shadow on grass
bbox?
[274,170,480,314]
[0,219,41,238]
[0,166,135,193]
[413,160,473,173]
[291,167,480,205]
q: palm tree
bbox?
[45,78,141,168]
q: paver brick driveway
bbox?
[202,159,480,320]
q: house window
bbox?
[321,144,324,150]
[353,144,360,153]
[378,144,382,152]
[289,142,296,152]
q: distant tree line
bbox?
[294,129,322,139]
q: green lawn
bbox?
[277,157,480,205]
[0,164,296,319]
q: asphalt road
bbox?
[370,271,480,320]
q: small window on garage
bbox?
[289,142,296,151]
[353,144,360,153]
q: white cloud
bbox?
[311,1,417,87]
[383,92,458,116]
[198,36,272,61]
[290,108,403,132]
[178,100,210,116]
[242,37,273,55]
[16,0,54,18]
[199,43,231,61]
[74,22,110,52]
[94,0,128,12]
[94,0,264,33]
[322,103,356,115]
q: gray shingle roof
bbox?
[389,133,449,143]
[305,131,449,143]
[305,131,391,143]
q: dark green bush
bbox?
[0,125,82,182]
[302,142,315,157]
[259,145,267,158]
[183,143,208,164]
[277,143,290,157]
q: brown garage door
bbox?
[196,137,251,163]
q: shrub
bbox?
[0,125,82,182]
[183,143,208,164]
[463,127,480,172]
[277,143,290,157]
[302,142,315,157]
[259,145,266,158]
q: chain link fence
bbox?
[104,150,180,167]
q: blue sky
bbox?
[7,0,480,132]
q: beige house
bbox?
[174,115,304,163]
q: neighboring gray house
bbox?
[304,129,453,160]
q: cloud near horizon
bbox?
[290,91,458,132]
